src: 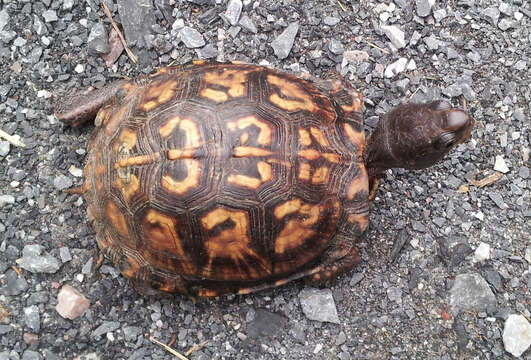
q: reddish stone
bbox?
[56,284,90,320]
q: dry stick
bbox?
[337,0,347,12]
[101,3,138,64]
[185,340,209,356]
[0,128,25,148]
[150,337,189,360]
[366,41,390,55]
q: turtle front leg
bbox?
[54,80,127,126]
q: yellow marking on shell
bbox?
[116,153,161,168]
[201,208,271,279]
[274,202,321,254]
[312,166,329,184]
[227,116,272,146]
[114,174,140,203]
[322,153,340,163]
[167,148,196,160]
[348,213,370,232]
[298,149,321,161]
[142,209,196,275]
[234,146,273,157]
[298,162,311,181]
[343,123,365,153]
[274,199,302,219]
[180,119,201,147]
[203,68,251,98]
[267,158,292,168]
[159,115,182,138]
[198,289,219,297]
[159,116,201,147]
[239,132,249,145]
[267,74,316,113]
[106,201,129,238]
[340,94,363,113]
[347,168,368,200]
[310,126,330,147]
[298,128,312,146]
[141,80,179,112]
[119,129,137,150]
[120,255,141,279]
[161,159,201,195]
[94,165,105,176]
[199,88,228,103]
[227,161,272,189]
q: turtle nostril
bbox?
[446,110,470,129]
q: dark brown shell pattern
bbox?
[82,61,369,296]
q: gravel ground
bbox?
[1,0,530,359]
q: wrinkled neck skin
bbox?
[363,115,399,178]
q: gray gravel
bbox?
[0,0,530,359]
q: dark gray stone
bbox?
[299,288,339,324]
[92,321,121,338]
[224,0,242,26]
[88,22,109,55]
[239,15,257,34]
[0,10,8,32]
[328,39,344,55]
[117,0,156,48]
[20,244,60,273]
[195,44,218,59]
[449,273,496,311]
[415,0,433,17]
[179,27,205,48]
[53,175,72,190]
[246,309,287,339]
[270,22,299,59]
[24,305,40,333]
[42,10,57,23]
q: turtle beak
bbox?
[441,109,475,148]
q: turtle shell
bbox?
[81,61,369,296]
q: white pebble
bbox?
[494,155,510,173]
[69,165,83,177]
[313,343,323,354]
[474,242,491,262]
[74,64,84,73]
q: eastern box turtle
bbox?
[55,61,474,297]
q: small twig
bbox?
[336,0,347,12]
[11,266,23,276]
[407,87,420,101]
[470,171,503,188]
[186,340,209,356]
[150,337,189,360]
[366,41,390,55]
[101,3,137,64]
[0,128,25,148]
[461,95,467,111]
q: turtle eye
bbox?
[434,132,456,150]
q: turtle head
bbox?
[364,100,474,177]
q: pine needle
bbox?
[101,3,137,64]
[150,337,189,360]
